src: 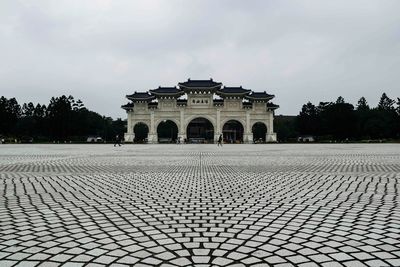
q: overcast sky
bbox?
[1,0,399,118]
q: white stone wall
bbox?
[125,98,277,143]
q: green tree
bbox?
[368,93,398,139]
[297,102,319,136]
[46,95,75,140]
[355,97,371,138]
[356,97,369,111]
[0,97,21,135]
[320,98,356,140]
[378,93,395,111]
[336,96,345,104]
[22,102,35,117]
[275,115,298,142]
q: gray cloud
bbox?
[0,0,399,118]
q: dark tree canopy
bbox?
[297,102,319,135]
[0,95,126,142]
[287,93,400,142]
[336,96,345,104]
[378,93,395,111]
[357,97,369,111]
[397,98,400,115]
[0,97,21,135]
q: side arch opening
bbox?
[252,122,267,143]
[222,120,244,143]
[134,122,149,143]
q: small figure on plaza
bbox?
[114,134,122,147]
[217,134,223,147]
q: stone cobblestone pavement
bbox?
[0,144,399,267]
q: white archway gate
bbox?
[123,79,278,143]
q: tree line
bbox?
[0,95,125,142]
[275,93,400,142]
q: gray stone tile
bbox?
[0,144,399,265]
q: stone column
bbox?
[179,109,186,142]
[216,109,221,134]
[243,111,253,143]
[124,112,134,142]
[126,112,132,133]
[148,111,157,143]
[266,111,277,142]
[214,109,221,142]
[268,111,274,134]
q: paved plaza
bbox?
[0,144,399,267]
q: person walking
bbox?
[217,134,223,147]
[114,134,122,147]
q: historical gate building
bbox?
[122,79,279,143]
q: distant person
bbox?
[114,135,121,147]
[217,134,223,147]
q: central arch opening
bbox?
[186,117,214,143]
[157,120,178,143]
[222,120,244,143]
[134,122,149,143]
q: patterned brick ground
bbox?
[0,144,399,266]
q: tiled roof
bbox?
[267,102,280,109]
[149,87,183,95]
[178,78,222,88]
[217,86,251,95]
[126,92,155,101]
[245,91,274,101]
[121,103,134,110]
